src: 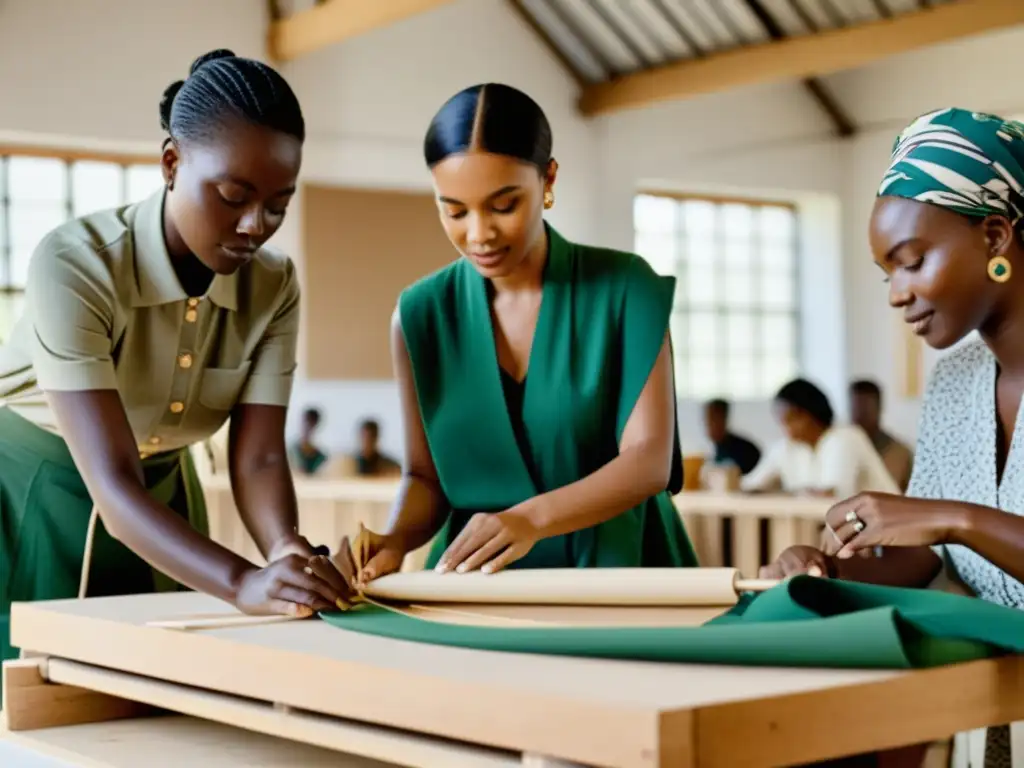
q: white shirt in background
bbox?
[739,424,900,500]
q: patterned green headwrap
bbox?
[878,107,1024,233]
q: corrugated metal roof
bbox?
[516,0,957,84]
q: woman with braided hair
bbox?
[0,49,346,677]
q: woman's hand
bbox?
[759,545,834,580]
[303,527,409,610]
[234,555,348,617]
[435,509,540,574]
[266,534,318,562]
[821,493,966,559]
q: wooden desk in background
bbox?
[201,474,433,572]
[201,474,827,579]
[676,492,829,579]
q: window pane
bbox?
[634,194,676,235]
[669,313,686,351]
[724,238,753,269]
[684,236,717,268]
[126,164,164,202]
[71,161,122,217]
[688,311,719,354]
[761,243,794,272]
[687,355,720,400]
[726,356,758,399]
[9,157,66,203]
[0,292,25,343]
[685,266,717,308]
[761,271,794,309]
[722,268,755,308]
[726,313,756,354]
[762,355,797,394]
[722,203,753,241]
[682,200,716,237]
[760,206,795,243]
[761,314,796,352]
[635,232,677,276]
[9,204,66,288]
[0,160,7,287]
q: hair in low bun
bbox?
[188,48,235,76]
[157,47,304,143]
[159,80,185,132]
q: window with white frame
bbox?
[633,193,800,400]
[0,152,164,342]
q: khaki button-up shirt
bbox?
[0,189,299,455]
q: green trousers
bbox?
[0,407,208,683]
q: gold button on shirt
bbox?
[0,189,301,454]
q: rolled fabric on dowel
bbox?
[361,568,778,607]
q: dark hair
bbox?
[423,83,552,170]
[159,49,305,145]
[360,419,380,438]
[706,398,730,417]
[302,407,321,426]
[775,378,834,428]
[850,379,882,403]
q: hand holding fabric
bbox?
[759,545,833,580]
[435,509,540,574]
[821,493,962,559]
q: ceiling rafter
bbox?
[578,0,1024,117]
[744,0,855,137]
[267,0,458,62]
[507,0,589,88]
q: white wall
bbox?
[280,0,598,457]
[0,0,267,146]
[829,25,1024,444]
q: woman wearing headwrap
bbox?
[763,107,1024,766]
[739,378,898,499]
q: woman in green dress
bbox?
[0,49,346,674]
[334,83,697,584]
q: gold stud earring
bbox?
[543,190,554,210]
[988,254,1012,283]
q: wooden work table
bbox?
[4,591,1020,767]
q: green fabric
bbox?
[0,407,208,686]
[397,224,697,570]
[879,107,1024,231]
[322,575,1024,669]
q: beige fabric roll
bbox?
[362,567,756,607]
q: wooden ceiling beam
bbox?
[267,0,458,62]
[578,0,1024,117]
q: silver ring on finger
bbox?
[853,520,865,533]
[845,510,859,524]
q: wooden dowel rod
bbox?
[735,578,780,593]
[146,614,301,631]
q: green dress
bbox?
[397,224,698,569]
[0,407,207,684]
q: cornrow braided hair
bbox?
[159,48,305,145]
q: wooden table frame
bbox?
[5,592,1024,767]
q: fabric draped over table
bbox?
[397,224,698,569]
[322,574,1024,670]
